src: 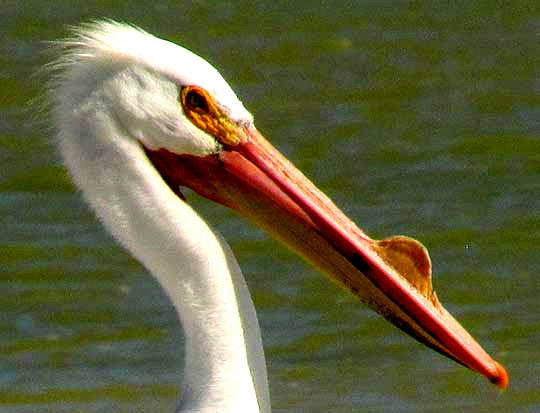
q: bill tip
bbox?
[491,361,509,390]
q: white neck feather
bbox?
[55,103,271,412]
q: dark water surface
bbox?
[2,2,539,412]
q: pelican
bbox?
[48,21,508,412]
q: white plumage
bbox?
[51,22,269,412]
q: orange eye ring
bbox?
[179,85,247,146]
[181,86,211,114]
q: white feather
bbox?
[49,21,270,412]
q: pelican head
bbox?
[49,20,507,411]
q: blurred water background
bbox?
[1,2,539,412]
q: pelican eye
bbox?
[179,85,245,146]
[180,85,213,115]
[185,89,209,112]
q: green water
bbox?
[2,2,539,412]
